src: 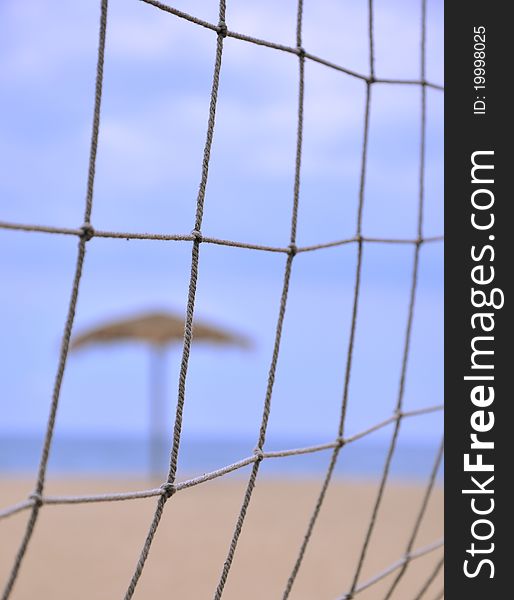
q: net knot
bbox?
[217,21,228,38]
[367,75,376,85]
[297,47,306,58]
[336,436,345,449]
[253,447,265,462]
[160,482,176,499]
[191,229,203,243]
[80,223,95,242]
[415,237,423,247]
[29,492,43,507]
[288,243,298,257]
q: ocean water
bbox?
[0,434,443,481]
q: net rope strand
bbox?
[413,556,445,600]
[343,0,430,595]
[282,11,373,593]
[335,540,444,600]
[123,2,227,598]
[0,220,444,252]
[0,403,443,518]
[139,0,443,91]
[212,3,305,597]
[0,0,444,598]
[0,3,109,598]
[383,438,444,599]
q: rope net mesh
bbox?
[0,0,443,598]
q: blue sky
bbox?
[0,0,443,448]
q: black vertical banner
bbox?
[445,2,512,598]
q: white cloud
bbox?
[1,0,443,211]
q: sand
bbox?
[0,476,443,600]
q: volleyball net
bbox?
[0,0,444,598]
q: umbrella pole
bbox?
[149,345,166,482]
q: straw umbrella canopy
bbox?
[70,310,250,479]
[71,311,250,350]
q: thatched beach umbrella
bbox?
[71,310,250,479]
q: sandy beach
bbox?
[0,477,443,600]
